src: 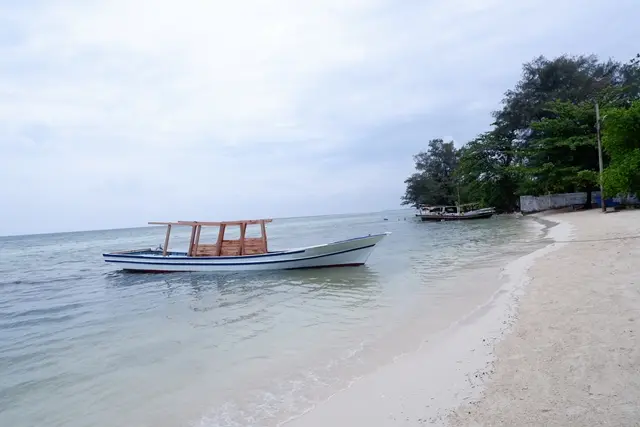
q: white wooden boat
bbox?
[416,203,495,222]
[103,219,390,272]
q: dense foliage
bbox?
[402,139,458,207]
[602,100,640,196]
[454,131,520,212]
[402,54,640,211]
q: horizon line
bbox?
[0,207,413,238]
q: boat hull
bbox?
[417,211,494,221]
[103,233,389,272]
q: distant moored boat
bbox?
[415,203,495,222]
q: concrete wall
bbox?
[519,192,599,214]
[520,192,639,214]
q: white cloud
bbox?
[1,0,639,234]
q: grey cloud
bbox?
[1,0,639,235]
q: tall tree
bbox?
[401,139,458,207]
[491,53,640,202]
[523,100,600,207]
[492,54,636,138]
[602,100,640,196]
[402,53,640,210]
[455,131,520,212]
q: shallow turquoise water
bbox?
[0,210,547,426]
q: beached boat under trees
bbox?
[416,204,495,221]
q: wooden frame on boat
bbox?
[148,219,273,257]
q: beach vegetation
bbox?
[601,99,640,196]
[401,138,458,207]
[402,53,640,211]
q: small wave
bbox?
[0,312,84,330]
[3,302,86,320]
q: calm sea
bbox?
[0,210,549,427]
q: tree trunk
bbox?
[584,188,593,209]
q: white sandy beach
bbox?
[284,209,640,426]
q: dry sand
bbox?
[448,209,640,426]
[283,209,640,427]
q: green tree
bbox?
[492,54,637,139]
[522,100,601,207]
[402,53,640,210]
[602,100,640,196]
[455,131,520,212]
[401,139,458,207]
[488,53,639,204]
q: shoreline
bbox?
[447,209,640,426]
[282,214,574,426]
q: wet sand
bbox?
[284,209,640,426]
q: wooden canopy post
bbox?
[162,224,171,256]
[187,224,198,256]
[215,224,226,256]
[150,219,272,258]
[192,225,202,256]
[239,223,247,256]
[260,220,268,253]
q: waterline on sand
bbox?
[282,218,573,426]
[0,212,550,427]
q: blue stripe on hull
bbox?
[124,263,366,273]
[103,249,302,260]
[105,244,376,267]
[284,263,364,270]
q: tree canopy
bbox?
[401,139,458,207]
[402,53,640,211]
[454,132,520,212]
[602,100,640,196]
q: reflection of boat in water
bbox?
[103,219,390,272]
[415,203,495,221]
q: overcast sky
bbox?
[1,0,638,235]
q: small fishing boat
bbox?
[103,219,390,272]
[416,203,495,222]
